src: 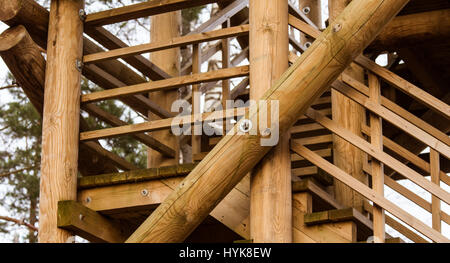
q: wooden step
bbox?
[304,208,374,242]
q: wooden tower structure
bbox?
[0,0,449,243]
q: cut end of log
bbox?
[0,25,28,51]
[0,0,22,22]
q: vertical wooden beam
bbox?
[192,43,202,157]
[38,0,84,243]
[431,149,441,232]
[148,11,181,167]
[329,0,368,214]
[249,0,291,243]
[368,73,385,242]
[222,19,231,134]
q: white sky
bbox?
[0,1,448,243]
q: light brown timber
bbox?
[125,0,411,243]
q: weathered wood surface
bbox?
[125,0,411,243]
[249,0,292,243]
[38,0,84,243]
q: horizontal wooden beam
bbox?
[82,104,175,157]
[85,0,226,27]
[291,142,449,243]
[82,65,249,103]
[84,25,249,64]
[80,107,247,141]
[57,200,126,243]
[78,163,196,190]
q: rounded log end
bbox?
[0,0,22,22]
[0,25,28,51]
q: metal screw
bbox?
[333,23,342,33]
[302,6,311,15]
[79,214,85,221]
[76,59,84,72]
[79,9,87,21]
[239,119,252,133]
[305,42,312,48]
[261,128,271,137]
[141,189,149,197]
[85,196,91,203]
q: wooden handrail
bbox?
[291,142,449,243]
[83,25,249,64]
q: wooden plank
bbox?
[288,14,321,39]
[291,142,449,243]
[369,73,385,243]
[332,80,450,160]
[304,108,450,205]
[38,0,84,243]
[192,43,202,157]
[363,202,429,243]
[354,55,450,120]
[82,104,175,157]
[80,107,247,141]
[85,0,223,27]
[361,124,450,187]
[83,25,249,64]
[125,0,411,243]
[341,73,450,147]
[292,166,318,177]
[82,141,138,171]
[293,135,333,145]
[57,201,126,243]
[81,66,249,103]
[430,149,441,232]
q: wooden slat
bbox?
[363,164,450,226]
[288,14,321,39]
[57,201,126,243]
[342,73,450,147]
[84,25,249,64]
[431,149,441,232]
[80,107,247,141]
[292,166,318,177]
[354,55,450,120]
[291,142,449,243]
[361,125,450,187]
[369,73,385,242]
[85,0,223,27]
[363,202,429,243]
[304,108,450,205]
[293,135,333,145]
[332,80,450,159]
[82,66,249,103]
[82,104,175,157]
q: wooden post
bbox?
[369,73,385,242]
[148,11,181,167]
[38,0,84,243]
[192,43,202,157]
[249,0,291,243]
[126,0,410,243]
[222,19,231,134]
[430,149,441,232]
[329,0,368,214]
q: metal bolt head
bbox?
[141,189,149,197]
[76,59,84,72]
[261,128,271,137]
[302,6,311,15]
[333,23,342,33]
[85,196,92,203]
[79,9,87,21]
[305,42,312,49]
[239,119,252,133]
[79,214,85,221]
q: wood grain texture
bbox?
[38,0,84,243]
[249,0,292,243]
[125,0,410,243]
